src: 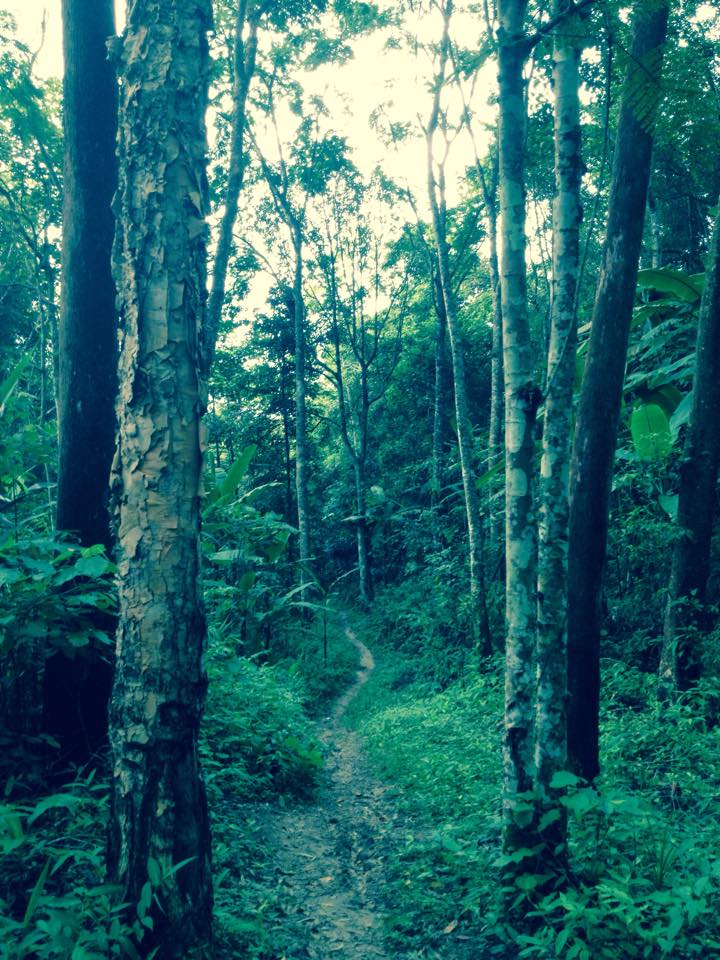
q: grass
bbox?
[343,611,720,960]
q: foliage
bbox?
[202,634,324,803]
[0,773,139,960]
[344,615,720,960]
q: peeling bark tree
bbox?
[567,0,669,782]
[426,0,492,656]
[660,203,720,691]
[47,0,118,765]
[108,2,213,955]
[535,0,583,832]
[497,0,539,855]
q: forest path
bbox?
[255,620,403,959]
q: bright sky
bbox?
[4,0,493,208]
[1,0,496,327]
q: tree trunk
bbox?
[56,0,118,550]
[431,269,449,535]
[203,1,259,370]
[47,0,118,767]
[108,2,213,955]
[354,459,373,604]
[535,0,583,847]
[660,203,720,691]
[498,0,540,856]
[426,2,492,656]
[567,0,669,782]
[291,229,312,596]
[486,153,505,550]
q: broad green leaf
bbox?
[630,403,671,460]
[238,571,256,591]
[74,554,114,579]
[549,770,582,790]
[636,267,703,302]
[658,494,678,521]
[636,384,682,417]
[220,445,257,498]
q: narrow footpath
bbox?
[255,624,402,959]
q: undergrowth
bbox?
[347,604,720,960]
[0,607,358,960]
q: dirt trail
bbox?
[257,623,402,959]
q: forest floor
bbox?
[249,622,410,959]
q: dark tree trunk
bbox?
[660,204,720,691]
[567,0,669,782]
[108,1,213,954]
[56,0,118,550]
[46,0,118,767]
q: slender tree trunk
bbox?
[426,1,492,656]
[535,0,583,847]
[203,2,259,369]
[431,270,449,535]
[281,363,294,530]
[291,230,312,595]
[108,3,213,955]
[567,0,669,782]
[46,0,118,766]
[432,236,492,656]
[660,203,720,691]
[498,0,539,855]
[354,458,373,604]
[486,153,505,550]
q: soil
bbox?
[253,623,405,959]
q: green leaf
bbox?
[74,554,114,578]
[238,571,256,591]
[637,384,682,417]
[549,770,582,790]
[636,268,703,302]
[669,392,693,440]
[0,351,33,417]
[658,493,678,521]
[220,445,257,499]
[630,403,672,460]
[22,858,51,925]
[147,857,162,886]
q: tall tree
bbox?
[567,0,670,781]
[313,174,407,605]
[425,0,492,655]
[497,0,538,857]
[203,0,265,370]
[108,2,213,954]
[45,0,118,765]
[660,202,720,691]
[56,0,117,549]
[534,0,583,838]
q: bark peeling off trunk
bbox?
[109,2,213,955]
